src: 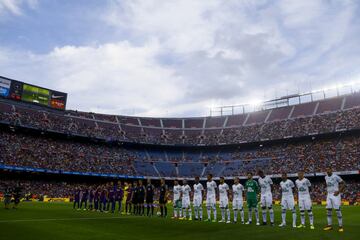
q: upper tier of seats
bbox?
[1,92,360,146]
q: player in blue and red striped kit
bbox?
[94,188,100,211]
[88,188,94,210]
[100,187,108,212]
[73,188,80,210]
[80,189,88,210]
[108,182,116,213]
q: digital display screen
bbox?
[0,76,68,110]
[0,77,11,97]
[22,84,50,106]
[9,80,23,100]
[50,90,67,110]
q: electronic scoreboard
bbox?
[0,76,67,110]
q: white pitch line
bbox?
[0,216,134,223]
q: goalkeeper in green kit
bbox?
[245,172,260,225]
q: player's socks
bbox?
[281,209,286,225]
[248,208,253,223]
[300,210,305,225]
[308,210,314,225]
[254,208,259,224]
[199,207,203,220]
[240,209,245,223]
[160,206,163,217]
[151,206,154,216]
[147,206,150,216]
[234,209,238,222]
[326,209,332,226]
[207,207,211,220]
[221,208,225,222]
[227,209,230,222]
[188,208,192,219]
[336,209,343,227]
[292,209,297,227]
[269,208,274,224]
[213,208,217,221]
[174,208,178,218]
[262,207,266,223]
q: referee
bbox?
[159,178,168,217]
[145,179,155,216]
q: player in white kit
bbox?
[193,176,204,221]
[323,168,345,232]
[172,180,182,219]
[232,177,245,224]
[206,174,217,222]
[258,170,274,226]
[279,173,297,228]
[180,179,192,220]
[295,171,314,229]
[218,177,231,223]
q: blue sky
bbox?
[1,0,360,117]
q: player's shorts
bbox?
[298,196,312,211]
[4,196,11,205]
[247,198,258,208]
[281,196,295,210]
[137,195,145,204]
[232,199,243,210]
[159,196,166,204]
[182,197,190,208]
[260,194,273,208]
[206,196,216,207]
[193,196,202,207]
[326,194,341,210]
[173,199,182,208]
[219,198,229,208]
[146,197,154,204]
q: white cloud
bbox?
[1,0,360,117]
[0,0,37,16]
[0,41,190,117]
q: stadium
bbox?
[1,1,360,240]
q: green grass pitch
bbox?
[0,202,359,240]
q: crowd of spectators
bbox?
[1,129,359,178]
[1,100,360,146]
[0,131,135,176]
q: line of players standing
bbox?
[73,167,345,232]
[171,169,345,232]
[73,179,168,217]
[3,184,22,210]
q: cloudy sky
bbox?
[0,0,360,117]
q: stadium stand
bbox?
[1,92,360,184]
[2,93,360,146]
